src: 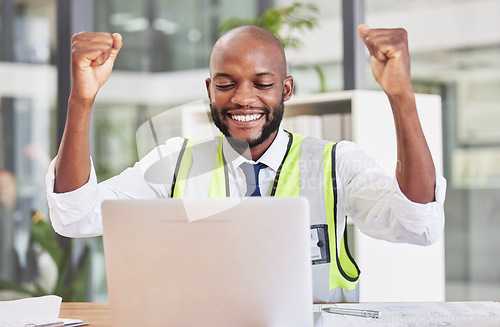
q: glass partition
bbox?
[366,0,500,301]
[0,0,56,299]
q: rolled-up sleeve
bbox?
[45,157,105,237]
[337,141,446,246]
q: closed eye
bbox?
[255,83,274,89]
[215,84,234,90]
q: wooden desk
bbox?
[60,302,111,327]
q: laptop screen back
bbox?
[102,197,313,327]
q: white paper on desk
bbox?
[0,295,62,318]
[0,295,81,326]
[318,301,500,327]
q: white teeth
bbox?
[230,114,262,122]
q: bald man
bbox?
[47,25,446,302]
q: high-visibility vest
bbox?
[171,133,360,301]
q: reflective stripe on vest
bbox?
[208,135,228,198]
[171,138,195,198]
[171,133,359,291]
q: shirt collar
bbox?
[221,127,289,173]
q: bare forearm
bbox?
[358,25,436,203]
[389,93,436,203]
[54,32,122,193]
[54,96,93,193]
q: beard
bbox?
[210,94,285,149]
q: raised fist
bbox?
[358,24,412,98]
[70,32,123,101]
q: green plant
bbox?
[0,212,90,301]
[219,2,319,50]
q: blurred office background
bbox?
[1,0,499,301]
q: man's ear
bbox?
[205,78,212,101]
[282,76,294,101]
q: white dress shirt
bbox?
[46,128,446,245]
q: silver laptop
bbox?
[101,197,313,327]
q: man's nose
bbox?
[231,84,257,107]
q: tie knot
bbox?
[254,162,268,171]
[240,162,267,196]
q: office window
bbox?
[0,0,56,294]
[94,0,259,72]
[366,0,500,301]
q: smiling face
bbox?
[205,26,294,159]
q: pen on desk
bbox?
[322,307,380,319]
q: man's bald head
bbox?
[210,25,288,78]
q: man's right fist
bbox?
[70,32,123,102]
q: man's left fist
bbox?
[358,24,413,97]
